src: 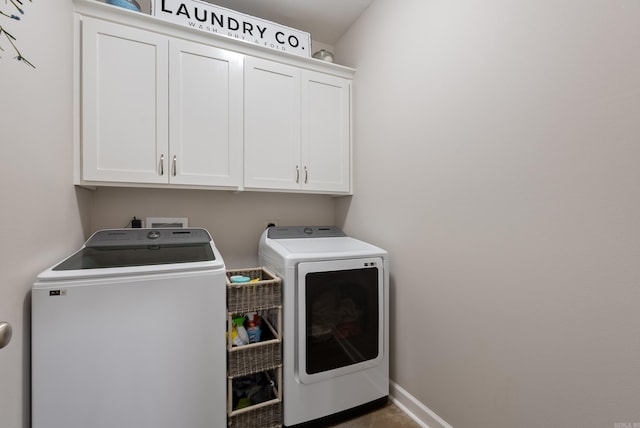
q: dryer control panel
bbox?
[267,226,346,239]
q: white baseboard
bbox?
[389,381,453,428]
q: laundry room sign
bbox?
[151,0,311,57]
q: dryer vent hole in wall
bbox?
[264,220,279,229]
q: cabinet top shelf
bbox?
[74,0,355,79]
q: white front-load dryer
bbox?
[259,226,389,427]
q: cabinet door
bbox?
[244,57,301,190]
[301,71,351,193]
[82,17,169,183]
[169,39,243,187]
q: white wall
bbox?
[336,1,640,427]
[0,2,90,428]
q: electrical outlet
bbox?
[264,220,279,229]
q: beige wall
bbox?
[0,3,335,428]
[5,1,640,428]
[336,1,640,427]
[0,2,90,428]
[89,187,336,268]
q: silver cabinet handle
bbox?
[296,165,300,183]
[160,154,165,176]
[0,322,12,350]
[304,166,308,184]
[172,155,177,176]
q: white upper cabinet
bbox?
[244,57,302,190]
[81,18,242,189]
[82,17,169,184]
[75,1,353,194]
[244,58,351,194]
[301,70,351,193]
[169,39,243,187]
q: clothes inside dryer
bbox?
[305,267,379,374]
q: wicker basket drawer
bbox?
[226,267,281,313]
[228,401,282,428]
[228,341,282,377]
[228,369,282,427]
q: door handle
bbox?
[0,322,12,350]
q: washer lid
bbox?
[36,228,225,282]
[53,228,216,271]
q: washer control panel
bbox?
[86,228,212,248]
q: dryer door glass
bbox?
[297,258,384,384]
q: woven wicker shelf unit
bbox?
[227,267,282,428]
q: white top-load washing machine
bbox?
[32,228,227,428]
[259,226,389,427]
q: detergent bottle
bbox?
[233,316,249,345]
[246,312,262,343]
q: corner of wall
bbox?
[389,381,453,428]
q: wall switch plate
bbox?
[146,217,189,228]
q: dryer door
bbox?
[297,257,384,384]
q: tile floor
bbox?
[327,401,421,428]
